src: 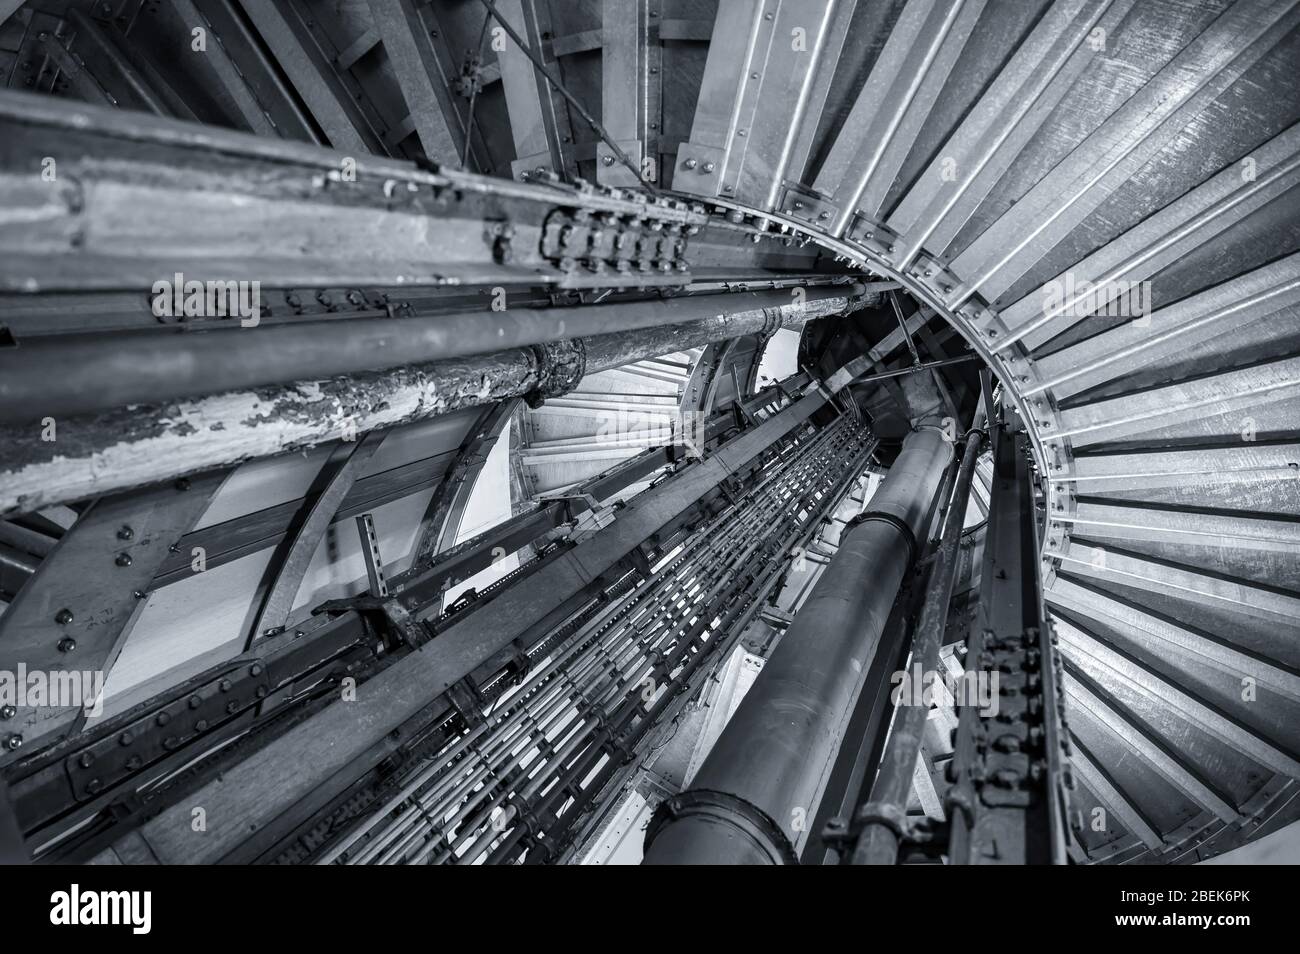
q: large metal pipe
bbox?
[642,426,954,864]
[0,290,861,515]
[0,286,862,422]
[852,427,985,864]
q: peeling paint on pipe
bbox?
[0,286,863,422]
[0,292,865,514]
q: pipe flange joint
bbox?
[645,788,799,865]
[842,509,919,566]
[758,305,784,337]
[525,339,587,409]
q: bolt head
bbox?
[57,637,76,653]
[115,552,133,567]
[117,525,134,541]
[54,608,73,625]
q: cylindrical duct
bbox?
[642,426,954,864]
[0,287,864,515]
[852,428,985,864]
[0,286,862,422]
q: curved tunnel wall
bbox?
[0,0,1295,863]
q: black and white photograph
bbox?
[0,0,1295,929]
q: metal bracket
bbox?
[446,677,487,727]
[823,800,941,850]
[539,207,690,288]
[314,593,427,649]
[776,182,839,228]
[355,512,388,598]
[569,505,616,543]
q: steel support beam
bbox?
[0,89,714,291]
[366,0,462,164]
[642,425,953,864]
[887,0,1136,266]
[412,400,519,565]
[0,471,228,756]
[234,0,376,154]
[245,431,387,648]
[950,0,1300,308]
[945,424,1069,865]
[812,0,984,236]
[670,0,773,199]
[492,0,574,180]
[598,0,658,187]
[83,387,829,864]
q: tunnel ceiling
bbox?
[0,0,1298,864]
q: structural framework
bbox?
[0,0,1297,866]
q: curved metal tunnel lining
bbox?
[0,0,1295,864]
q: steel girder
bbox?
[4,384,830,862]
